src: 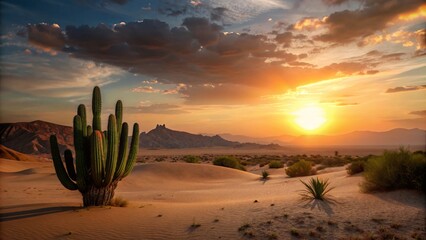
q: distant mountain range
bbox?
[0,120,424,156]
[219,128,426,146]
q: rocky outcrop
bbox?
[139,124,238,148]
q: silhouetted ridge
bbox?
[139,124,238,148]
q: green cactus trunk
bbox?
[49,86,140,207]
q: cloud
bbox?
[385,85,426,93]
[313,0,424,45]
[135,103,188,114]
[25,18,387,104]
[131,86,160,93]
[359,29,426,49]
[409,110,426,117]
[336,102,359,106]
[27,23,65,54]
[322,0,350,5]
[1,54,123,98]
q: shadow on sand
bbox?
[0,206,80,222]
[300,198,337,216]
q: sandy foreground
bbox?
[0,158,425,240]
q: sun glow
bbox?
[294,105,326,131]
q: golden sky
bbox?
[0,0,425,137]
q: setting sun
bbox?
[294,105,326,131]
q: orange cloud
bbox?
[397,4,426,21]
[293,17,327,31]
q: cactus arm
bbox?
[92,86,102,131]
[102,130,108,159]
[73,115,87,192]
[50,135,78,190]
[87,125,93,137]
[122,123,139,178]
[114,122,128,180]
[64,149,77,181]
[91,130,105,187]
[78,104,87,137]
[104,114,118,185]
[115,100,123,136]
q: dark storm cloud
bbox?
[275,31,307,47]
[386,85,426,93]
[27,23,65,51]
[322,0,351,5]
[210,7,228,22]
[314,0,424,44]
[25,18,385,104]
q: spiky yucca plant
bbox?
[50,86,139,206]
[299,177,334,201]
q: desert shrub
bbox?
[110,196,128,207]
[213,156,246,171]
[285,160,316,177]
[183,155,201,163]
[362,148,426,192]
[346,160,365,175]
[300,177,334,201]
[269,160,284,169]
[261,170,270,180]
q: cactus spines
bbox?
[114,122,128,180]
[91,130,105,187]
[92,86,102,131]
[50,135,78,190]
[115,100,123,136]
[104,114,118,186]
[73,115,87,192]
[49,86,140,206]
[77,104,87,137]
[123,123,140,178]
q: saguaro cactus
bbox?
[50,86,139,206]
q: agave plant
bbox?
[50,86,139,206]
[299,177,334,201]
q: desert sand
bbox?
[0,158,424,239]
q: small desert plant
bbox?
[213,156,246,171]
[300,177,334,201]
[269,160,284,168]
[362,148,426,192]
[261,170,270,180]
[285,160,316,177]
[183,155,201,163]
[238,224,251,232]
[110,196,128,207]
[346,160,365,175]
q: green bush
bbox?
[362,148,426,192]
[269,160,284,169]
[285,160,316,177]
[346,160,365,175]
[213,156,246,171]
[183,155,201,163]
[300,177,334,201]
[261,170,270,180]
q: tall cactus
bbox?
[50,86,140,206]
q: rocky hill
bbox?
[0,120,73,155]
[140,124,238,148]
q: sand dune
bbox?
[0,159,424,239]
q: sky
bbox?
[0,0,425,137]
